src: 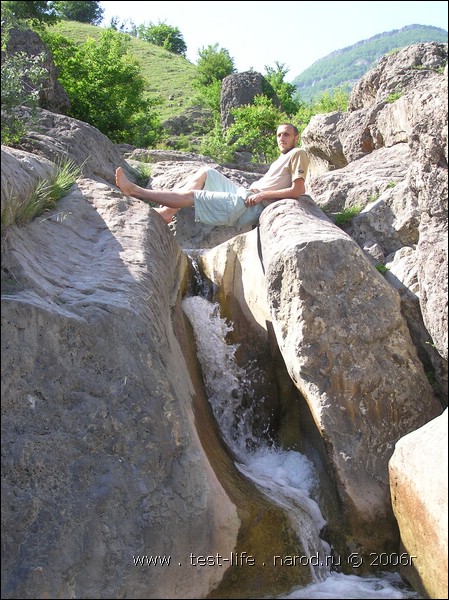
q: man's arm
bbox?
[245,177,305,207]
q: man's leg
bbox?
[174,167,209,191]
[115,167,209,223]
[156,167,209,222]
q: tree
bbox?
[136,21,187,56]
[311,86,349,113]
[42,28,163,146]
[192,78,222,114]
[264,62,300,116]
[196,43,235,86]
[1,1,59,26]
[50,1,104,25]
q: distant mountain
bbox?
[292,24,448,102]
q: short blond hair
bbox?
[278,123,299,136]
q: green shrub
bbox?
[385,90,403,103]
[376,264,390,274]
[334,205,362,226]
[264,62,300,116]
[41,28,163,146]
[136,21,187,56]
[227,95,288,163]
[197,121,235,164]
[195,43,235,87]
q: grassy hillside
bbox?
[50,21,198,122]
[292,24,448,102]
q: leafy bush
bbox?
[291,86,349,137]
[41,28,163,145]
[197,121,236,164]
[136,21,187,56]
[195,43,235,86]
[195,85,349,163]
[1,1,59,26]
[333,205,362,226]
[227,95,288,162]
[191,44,235,128]
[192,78,222,114]
[51,1,104,25]
[264,62,300,116]
[197,93,290,164]
[311,86,349,113]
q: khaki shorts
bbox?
[193,168,266,227]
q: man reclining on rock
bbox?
[115,123,309,227]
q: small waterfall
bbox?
[182,255,422,599]
[182,296,260,454]
[182,293,331,585]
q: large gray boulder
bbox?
[197,195,443,566]
[303,42,448,403]
[4,27,70,114]
[220,71,280,129]
[258,197,442,561]
[1,179,241,599]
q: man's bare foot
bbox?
[154,206,179,224]
[115,167,137,196]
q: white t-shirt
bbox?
[250,148,309,193]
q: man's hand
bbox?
[245,193,264,207]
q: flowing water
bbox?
[182,267,422,599]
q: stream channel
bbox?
[181,254,422,600]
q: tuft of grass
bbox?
[376,264,390,275]
[333,205,362,226]
[133,162,153,187]
[1,158,82,236]
[385,90,403,103]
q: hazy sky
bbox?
[99,1,448,80]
